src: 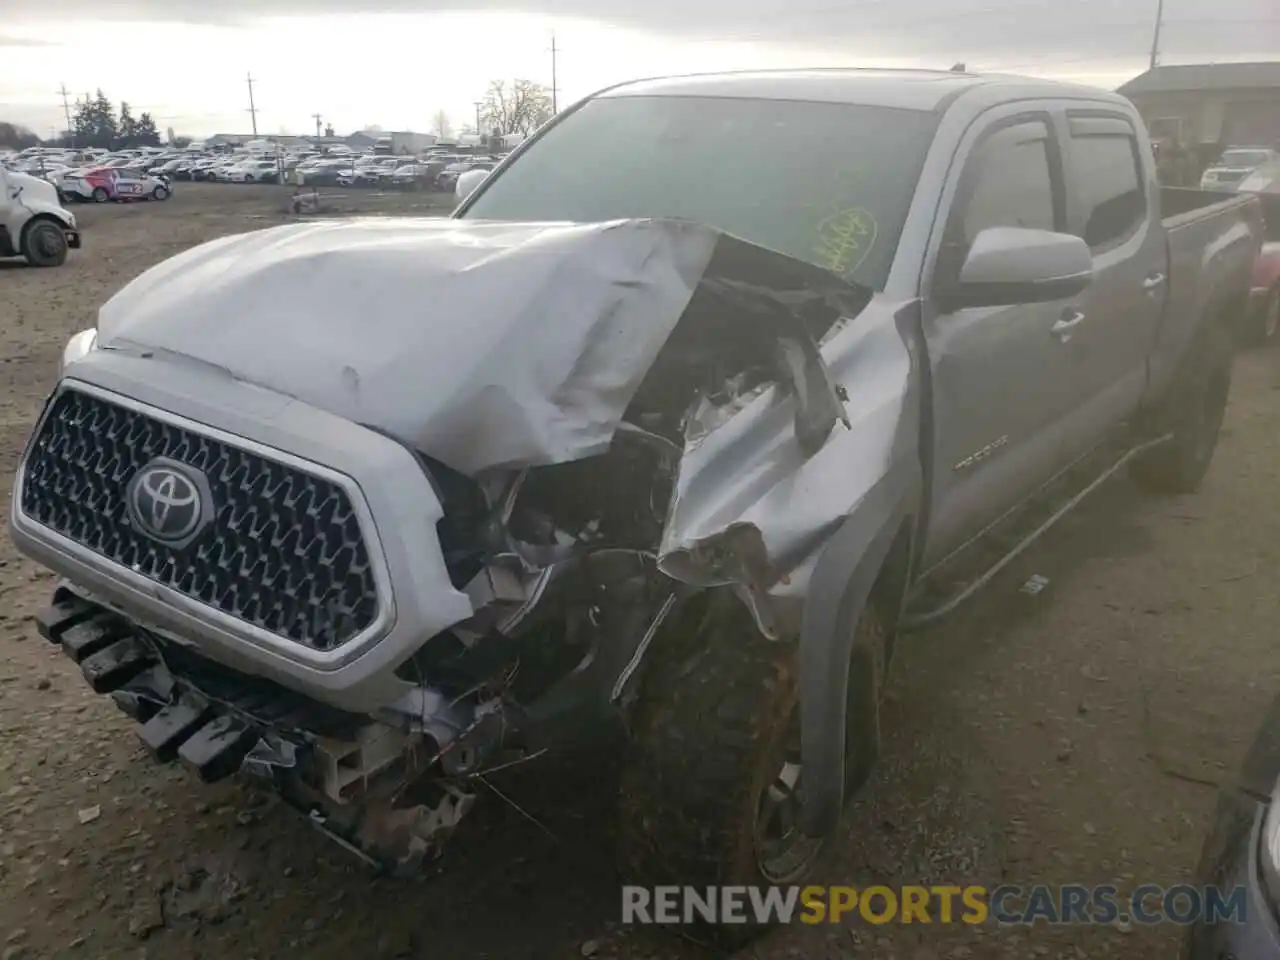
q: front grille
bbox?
[19,388,380,651]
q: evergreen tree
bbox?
[117,101,136,149]
[134,112,161,146]
[72,90,118,148]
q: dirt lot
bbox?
[1,183,1278,960]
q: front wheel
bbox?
[1131,322,1234,495]
[152,185,169,201]
[21,220,69,267]
[91,187,109,203]
[617,592,886,946]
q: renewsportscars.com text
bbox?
[621,884,1247,926]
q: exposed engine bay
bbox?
[337,241,867,870]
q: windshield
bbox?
[460,95,939,290]
[1221,150,1269,168]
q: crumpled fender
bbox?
[654,301,924,836]
[797,465,916,837]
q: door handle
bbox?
[1051,309,1085,342]
[1143,273,1166,291]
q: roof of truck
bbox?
[596,68,1123,112]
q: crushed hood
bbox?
[97,217,863,475]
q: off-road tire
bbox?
[1130,321,1234,495]
[617,591,887,947]
[91,186,109,203]
[152,185,169,201]
[20,219,68,268]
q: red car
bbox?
[1246,192,1280,345]
[62,167,170,204]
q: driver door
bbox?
[920,108,1094,570]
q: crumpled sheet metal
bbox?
[97,217,721,476]
[95,212,909,614]
[657,308,917,601]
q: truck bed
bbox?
[1160,186,1256,226]
[1253,192,1280,243]
[1147,186,1262,405]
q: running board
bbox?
[899,433,1172,631]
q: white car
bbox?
[1201,147,1280,193]
[227,159,282,184]
[0,165,80,266]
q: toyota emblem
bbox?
[126,459,210,544]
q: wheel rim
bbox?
[753,710,825,883]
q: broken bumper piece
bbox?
[37,588,263,780]
[35,585,478,873]
[36,586,302,783]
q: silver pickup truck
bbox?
[10,70,1261,933]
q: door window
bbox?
[1068,132,1146,252]
[937,119,1059,284]
[960,122,1057,245]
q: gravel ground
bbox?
[1,183,1278,960]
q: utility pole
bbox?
[246,72,259,135]
[549,33,559,113]
[474,100,483,136]
[57,83,74,145]
[1149,0,1165,70]
[312,113,323,139]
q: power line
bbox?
[246,72,259,136]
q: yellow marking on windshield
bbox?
[811,207,878,278]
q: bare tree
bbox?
[480,79,553,137]
[431,109,453,140]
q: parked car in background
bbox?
[1202,147,1280,193]
[0,164,80,266]
[227,159,283,184]
[435,160,494,193]
[190,158,229,181]
[297,158,356,186]
[1240,161,1280,196]
[62,167,171,203]
[389,160,447,189]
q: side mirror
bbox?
[455,168,489,202]
[951,227,1093,309]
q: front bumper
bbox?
[9,355,475,714]
[32,583,482,871]
[35,583,360,781]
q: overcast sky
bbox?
[1,0,1275,138]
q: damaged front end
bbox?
[25,218,901,870]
